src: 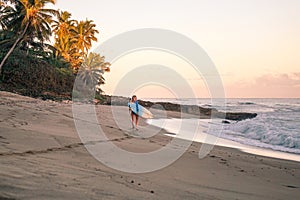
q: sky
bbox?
[52,0,300,98]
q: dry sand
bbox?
[0,91,299,200]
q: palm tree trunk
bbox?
[0,22,30,74]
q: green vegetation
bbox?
[0,0,110,100]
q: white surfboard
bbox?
[128,102,153,119]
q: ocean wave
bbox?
[219,131,300,154]
[223,117,300,153]
[147,98,300,154]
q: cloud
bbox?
[226,72,300,98]
[255,73,300,87]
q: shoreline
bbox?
[147,117,300,163]
[0,91,299,199]
[163,131,300,163]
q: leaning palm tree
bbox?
[0,0,57,73]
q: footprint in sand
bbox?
[0,136,9,145]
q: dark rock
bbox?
[99,95,257,121]
[222,120,231,124]
[224,112,257,121]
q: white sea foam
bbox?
[145,98,300,155]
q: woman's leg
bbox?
[131,112,135,128]
[135,115,139,129]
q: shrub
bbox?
[0,49,75,100]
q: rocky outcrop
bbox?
[99,95,257,121]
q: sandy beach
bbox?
[0,91,299,200]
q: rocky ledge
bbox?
[98,95,257,121]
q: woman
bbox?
[128,95,139,130]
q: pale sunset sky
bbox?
[52,0,299,98]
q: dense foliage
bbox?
[0,0,110,100]
[0,49,74,99]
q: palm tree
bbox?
[72,20,99,56]
[0,0,57,73]
[52,11,75,40]
[52,10,76,54]
[0,1,8,29]
[52,10,81,70]
[77,52,110,92]
[53,18,99,72]
[55,36,83,71]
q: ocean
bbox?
[145,98,300,158]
